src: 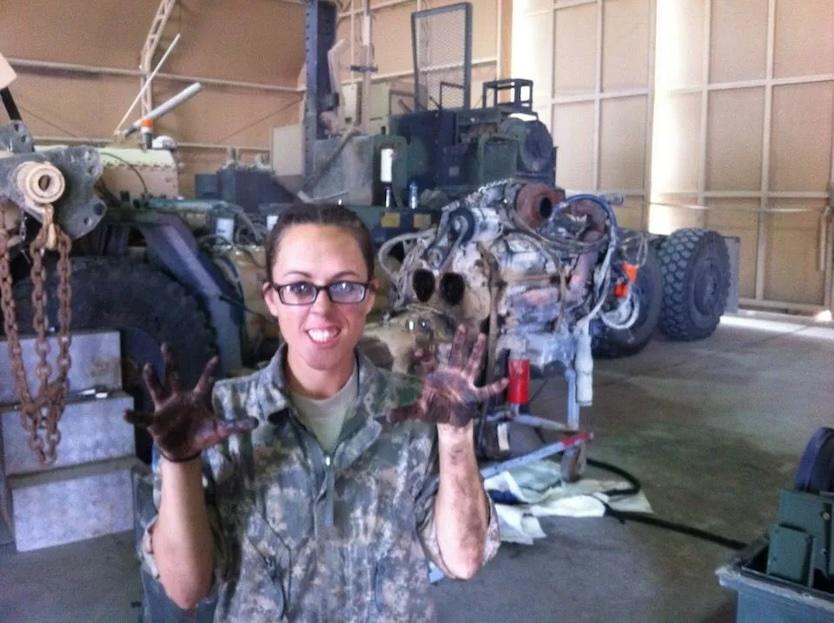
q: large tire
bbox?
[7,257,216,461]
[657,228,730,341]
[593,245,663,358]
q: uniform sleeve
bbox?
[412,426,501,579]
[137,445,234,596]
[137,378,257,594]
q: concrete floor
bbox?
[2,311,833,622]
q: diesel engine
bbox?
[367,180,647,427]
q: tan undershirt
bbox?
[289,363,358,454]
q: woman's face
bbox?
[263,224,375,380]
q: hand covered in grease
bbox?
[388,325,508,428]
[123,343,258,462]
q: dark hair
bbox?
[265,203,375,283]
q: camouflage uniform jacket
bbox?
[141,346,500,622]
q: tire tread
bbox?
[657,228,729,341]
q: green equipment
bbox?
[717,427,834,622]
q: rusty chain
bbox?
[0,203,72,465]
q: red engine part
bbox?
[507,358,530,405]
[613,262,639,298]
[514,183,566,229]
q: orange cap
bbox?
[623,262,638,283]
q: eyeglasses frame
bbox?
[269,280,373,306]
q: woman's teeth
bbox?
[307,328,339,343]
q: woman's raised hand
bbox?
[124,343,258,462]
[388,325,508,428]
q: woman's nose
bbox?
[310,288,334,313]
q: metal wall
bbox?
[513,0,834,313]
[651,0,834,310]
[513,0,655,232]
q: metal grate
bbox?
[411,2,472,111]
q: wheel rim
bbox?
[693,259,722,316]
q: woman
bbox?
[126,204,506,621]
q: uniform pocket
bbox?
[228,510,292,620]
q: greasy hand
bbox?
[123,343,258,461]
[388,325,508,428]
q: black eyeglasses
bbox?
[270,280,372,305]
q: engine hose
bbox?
[507,210,608,255]
[619,228,650,268]
[421,218,470,272]
[230,208,264,246]
[377,229,434,283]
[504,193,615,317]
[418,208,461,271]
[599,295,641,330]
[564,194,619,245]
[587,458,747,551]
[563,195,618,324]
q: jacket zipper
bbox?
[291,401,365,532]
[323,452,335,528]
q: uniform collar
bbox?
[254,343,419,427]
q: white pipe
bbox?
[124,82,202,135]
[574,324,593,406]
[114,33,181,135]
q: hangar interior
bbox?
[1,1,833,621]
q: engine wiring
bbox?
[382,182,627,330]
[98,151,150,197]
[559,194,619,327]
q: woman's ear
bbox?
[263,281,281,318]
[365,278,379,311]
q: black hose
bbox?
[587,458,747,551]
[604,509,747,551]
[588,458,642,496]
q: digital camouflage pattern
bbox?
[141,346,500,622]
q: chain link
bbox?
[0,202,73,465]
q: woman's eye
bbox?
[288,282,313,295]
[332,281,353,293]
